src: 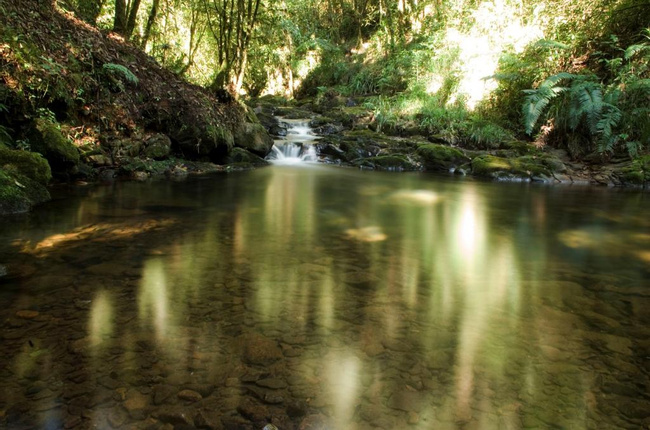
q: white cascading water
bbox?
[266,119,319,165]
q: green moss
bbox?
[29,119,80,170]
[0,168,50,215]
[226,148,269,166]
[354,155,419,171]
[513,156,552,176]
[0,148,52,184]
[471,155,511,176]
[472,154,553,179]
[619,155,650,185]
[206,125,234,148]
[416,144,468,171]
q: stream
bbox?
[0,120,648,429]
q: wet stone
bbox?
[263,393,284,404]
[287,400,308,418]
[408,411,420,425]
[388,389,425,412]
[255,378,287,390]
[194,410,223,430]
[123,391,150,419]
[155,407,195,426]
[16,310,39,319]
[298,414,329,430]
[238,333,283,365]
[182,383,215,397]
[178,389,203,402]
[108,409,128,428]
[63,414,82,428]
[237,398,269,422]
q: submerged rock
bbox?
[237,332,283,365]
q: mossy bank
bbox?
[0,0,273,214]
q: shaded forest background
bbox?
[1,0,649,163]
[64,0,650,159]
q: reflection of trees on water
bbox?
[0,170,647,428]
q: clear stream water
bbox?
[0,140,649,429]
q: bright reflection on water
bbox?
[0,166,648,429]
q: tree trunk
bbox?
[141,0,160,49]
[114,0,127,35]
[125,0,142,38]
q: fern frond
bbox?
[569,81,603,134]
[624,44,649,59]
[522,85,566,135]
[625,141,642,158]
[102,63,139,86]
[626,79,650,94]
[596,104,622,153]
[540,72,577,88]
[534,39,571,50]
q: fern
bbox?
[523,85,566,134]
[102,63,139,86]
[595,105,622,153]
[569,81,603,135]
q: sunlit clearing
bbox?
[432,1,543,109]
[345,226,387,242]
[89,290,114,348]
[139,258,170,340]
[390,189,440,205]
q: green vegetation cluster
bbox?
[62,0,648,168]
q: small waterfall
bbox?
[266,119,319,165]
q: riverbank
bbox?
[251,95,650,189]
[0,0,273,215]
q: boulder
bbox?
[171,123,234,161]
[234,122,274,157]
[226,147,269,166]
[0,148,52,184]
[416,144,469,171]
[471,154,553,181]
[144,133,172,160]
[27,119,79,172]
[353,155,420,171]
[0,168,50,215]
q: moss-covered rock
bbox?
[471,154,559,181]
[28,119,80,172]
[0,168,50,215]
[618,155,650,185]
[233,122,274,157]
[143,134,172,160]
[353,155,420,171]
[172,124,234,161]
[416,144,469,171]
[0,148,52,184]
[225,148,270,166]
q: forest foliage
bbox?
[27,0,650,158]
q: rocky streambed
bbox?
[253,97,650,188]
